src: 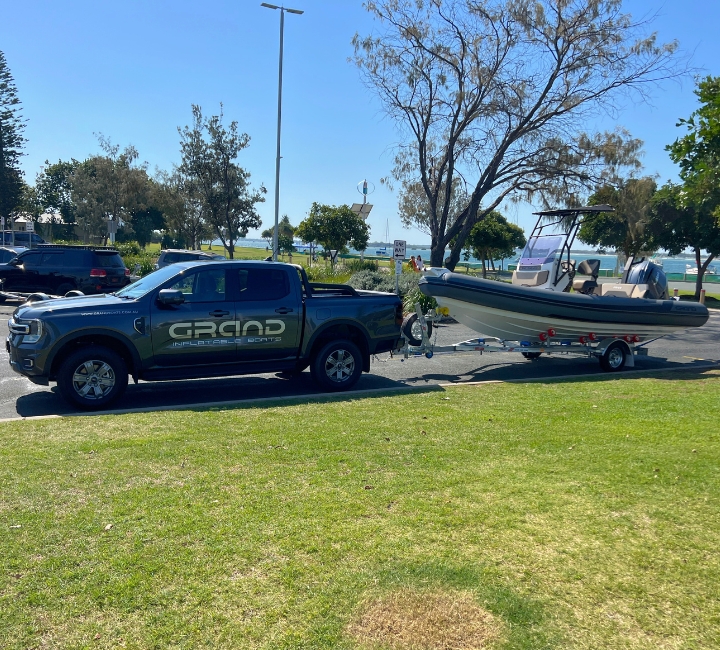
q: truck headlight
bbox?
[8,318,44,343]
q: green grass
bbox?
[2,372,719,649]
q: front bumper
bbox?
[6,336,51,384]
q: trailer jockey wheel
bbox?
[600,341,627,372]
[401,313,433,346]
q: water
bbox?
[227,238,701,274]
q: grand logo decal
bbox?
[169,319,286,340]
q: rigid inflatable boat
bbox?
[419,206,709,344]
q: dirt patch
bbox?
[347,588,502,650]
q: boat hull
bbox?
[419,270,709,342]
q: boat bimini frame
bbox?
[513,204,614,292]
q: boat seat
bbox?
[572,259,600,294]
[600,283,650,298]
[512,270,549,287]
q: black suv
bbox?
[0,245,130,297]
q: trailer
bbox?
[398,305,651,373]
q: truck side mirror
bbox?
[9,258,21,266]
[157,289,185,306]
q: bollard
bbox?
[673,287,679,298]
[700,289,706,305]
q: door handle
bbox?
[275,307,293,314]
[209,310,230,317]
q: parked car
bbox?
[1,231,46,248]
[0,245,130,297]
[155,249,226,269]
[0,246,24,264]
[6,260,404,408]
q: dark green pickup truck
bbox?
[6,261,404,409]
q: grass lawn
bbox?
[1,371,719,649]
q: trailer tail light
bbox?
[547,328,556,337]
[588,332,597,341]
[90,268,107,277]
[633,335,640,343]
[538,332,548,341]
[579,336,587,344]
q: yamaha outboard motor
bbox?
[626,260,670,300]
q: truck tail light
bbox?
[395,304,404,325]
[90,268,107,277]
[125,267,131,276]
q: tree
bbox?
[178,105,265,258]
[579,176,657,258]
[71,137,152,243]
[645,76,720,300]
[262,215,296,256]
[353,0,680,269]
[397,176,467,235]
[647,183,720,300]
[35,159,81,240]
[0,50,26,223]
[155,170,209,250]
[463,211,526,278]
[295,203,370,265]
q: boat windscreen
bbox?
[519,235,564,265]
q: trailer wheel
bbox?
[310,339,363,392]
[401,313,432,346]
[600,341,627,372]
[521,351,542,360]
[57,346,128,410]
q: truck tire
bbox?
[56,282,76,296]
[401,313,432,346]
[599,341,627,372]
[310,339,363,392]
[57,346,128,410]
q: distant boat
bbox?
[686,263,719,275]
[375,219,389,255]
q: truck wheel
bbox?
[401,313,432,346]
[57,346,128,410]
[521,351,542,360]
[311,339,363,392]
[599,341,627,372]
[56,283,75,296]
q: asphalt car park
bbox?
[2,300,719,421]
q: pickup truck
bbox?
[6,260,404,409]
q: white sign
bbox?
[25,221,34,232]
[395,260,403,275]
[329,249,339,264]
[393,240,406,260]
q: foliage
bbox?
[70,136,154,243]
[344,258,379,273]
[304,263,353,284]
[353,0,680,268]
[579,177,658,257]
[0,50,26,221]
[34,159,81,239]
[2,373,719,648]
[113,241,157,276]
[262,215,296,255]
[464,211,526,278]
[155,169,208,251]
[178,105,265,258]
[397,176,467,236]
[646,77,720,299]
[295,203,370,266]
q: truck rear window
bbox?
[94,252,124,268]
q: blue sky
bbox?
[3,1,719,244]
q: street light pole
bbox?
[261,3,304,261]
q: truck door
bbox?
[150,267,236,366]
[230,266,301,361]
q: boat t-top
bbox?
[416,205,708,370]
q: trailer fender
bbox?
[595,338,634,368]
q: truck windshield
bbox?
[519,235,564,265]
[115,266,185,299]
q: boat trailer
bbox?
[398,304,651,373]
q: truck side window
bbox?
[236,269,290,301]
[168,269,226,303]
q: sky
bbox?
[3,0,720,245]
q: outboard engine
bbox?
[625,260,670,300]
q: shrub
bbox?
[344,258,379,273]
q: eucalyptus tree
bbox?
[353,0,682,269]
[178,105,265,258]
